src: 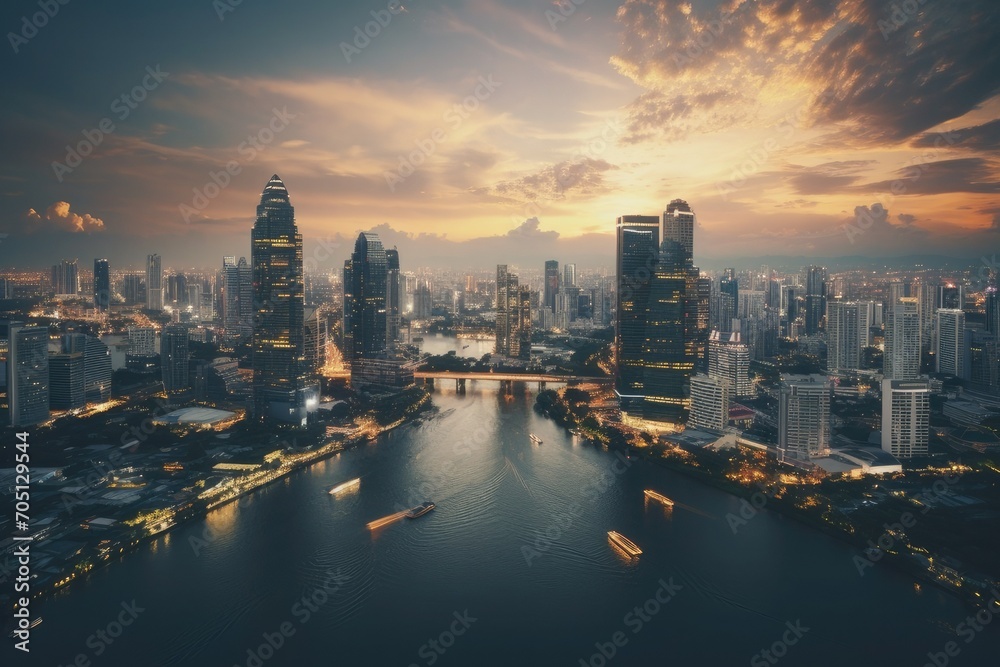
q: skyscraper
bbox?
[343,232,388,360]
[161,324,190,394]
[495,265,531,359]
[251,175,317,424]
[884,297,920,380]
[826,300,871,372]
[93,258,110,312]
[5,322,50,426]
[222,256,253,341]
[641,240,695,423]
[881,379,929,459]
[778,375,830,461]
[49,352,85,410]
[615,215,659,407]
[662,199,694,263]
[544,260,560,313]
[935,309,965,376]
[803,266,826,335]
[563,263,576,289]
[63,333,112,403]
[146,253,163,311]
[51,259,79,295]
[708,330,752,397]
[689,374,730,431]
[303,307,327,373]
[385,248,402,351]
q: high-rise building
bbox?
[495,265,531,359]
[881,379,929,459]
[935,309,965,376]
[49,352,85,410]
[93,259,111,312]
[917,281,939,349]
[51,259,79,295]
[884,297,920,380]
[343,232,388,361]
[803,266,826,335]
[708,330,752,397]
[161,325,190,394]
[251,175,317,424]
[826,300,872,372]
[303,307,327,373]
[641,240,696,423]
[385,248,402,350]
[63,334,112,403]
[222,256,253,341]
[778,375,830,461]
[717,270,738,331]
[146,254,163,311]
[544,260,560,313]
[412,283,432,319]
[615,215,659,406]
[123,273,144,305]
[5,323,50,426]
[939,283,964,310]
[662,199,694,263]
[962,330,999,391]
[689,374,730,431]
[563,263,576,290]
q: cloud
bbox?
[612,0,1000,146]
[21,202,105,234]
[854,158,1000,195]
[897,213,917,225]
[912,119,1000,152]
[477,157,618,202]
[621,90,740,144]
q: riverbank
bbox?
[534,388,999,612]
[16,388,433,610]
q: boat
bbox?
[8,618,41,638]
[412,336,424,342]
[644,489,675,507]
[529,433,543,444]
[329,477,361,495]
[406,502,435,519]
[608,531,642,557]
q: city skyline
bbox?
[1,0,999,269]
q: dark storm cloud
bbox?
[912,119,1000,151]
[854,158,1000,195]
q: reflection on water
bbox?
[16,362,1000,667]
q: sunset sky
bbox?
[1,0,998,270]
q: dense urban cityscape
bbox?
[3,0,1000,664]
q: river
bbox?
[12,338,1000,666]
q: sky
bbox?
[0,0,998,271]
